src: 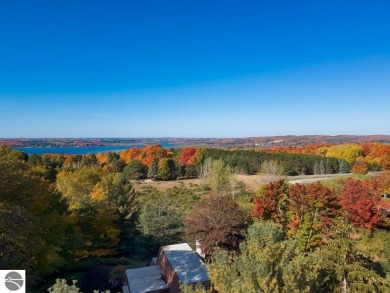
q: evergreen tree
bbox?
[108,174,138,255]
[314,222,390,292]
[147,158,158,179]
[207,221,390,293]
[339,159,349,173]
[325,158,333,174]
[313,161,320,175]
[138,196,184,247]
[207,222,323,293]
[319,160,325,174]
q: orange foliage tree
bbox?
[119,148,141,164]
[178,147,197,165]
[352,159,369,174]
[139,144,168,167]
[118,144,169,171]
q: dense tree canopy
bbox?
[208,222,324,293]
[204,148,340,175]
[269,142,390,171]
[0,146,70,284]
[207,221,389,293]
[2,142,389,291]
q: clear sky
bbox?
[0,0,389,138]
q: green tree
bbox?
[147,158,158,179]
[314,222,390,292]
[138,196,184,246]
[106,173,138,255]
[319,159,325,174]
[207,221,322,293]
[339,159,349,173]
[325,158,333,174]
[80,153,98,168]
[157,158,176,180]
[185,164,198,178]
[123,159,145,180]
[313,161,320,175]
[206,159,233,194]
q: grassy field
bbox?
[133,172,373,194]
[133,174,271,193]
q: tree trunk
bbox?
[342,276,347,293]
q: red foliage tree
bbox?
[287,183,339,240]
[287,183,308,230]
[252,179,289,225]
[372,171,390,194]
[305,182,339,226]
[339,178,387,230]
[253,181,339,249]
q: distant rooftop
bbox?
[161,243,210,284]
[125,265,168,293]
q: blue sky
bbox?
[0,0,389,138]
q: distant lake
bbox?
[14,143,176,155]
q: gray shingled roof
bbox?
[125,265,168,293]
[161,243,210,284]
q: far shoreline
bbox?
[13,143,177,155]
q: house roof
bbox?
[161,243,210,284]
[125,265,168,293]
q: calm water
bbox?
[14,143,176,155]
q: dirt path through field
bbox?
[288,177,333,184]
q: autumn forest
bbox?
[1,142,390,292]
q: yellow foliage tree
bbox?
[325,144,363,163]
